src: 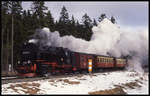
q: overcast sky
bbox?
[22,1,148,29]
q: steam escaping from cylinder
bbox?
[29,18,148,73]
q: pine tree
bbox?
[71,15,75,25]
[93,18,97,26]
[2,2,10,72]
[31,1,48,28]
[69,15,77,37]
[45,10,55,32]
[81,13,93,41]
[1,1,23,73]
[75,22,82,38]
[58,6,70,36]
[98,13,107,22]
[9,1,23,70]
[59,6,69,24]
[82,13,92,28]
[111,16,116,24]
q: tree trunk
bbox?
[6,29,9,73]
[11,15,14,72]
[1,28,4,73]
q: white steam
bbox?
[30,18,148,73]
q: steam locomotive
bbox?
[16,41,128,77]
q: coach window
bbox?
[117,60,119,64]
[119,60,121,64]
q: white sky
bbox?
[22,1,148,29]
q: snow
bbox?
[124,73,149,94]
[1,70,149,95]
[2,77,17,80]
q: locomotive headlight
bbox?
[61,58,64,61]
[28,60,31,64]
[18,61,20,64]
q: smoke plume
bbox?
[29,18,148,73]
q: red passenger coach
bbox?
[96,56,114,68]
[79,53,94,70]
[115,58,126,69]
[73,52,95,71]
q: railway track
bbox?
[1,72,86,84]
[2,69,123,84]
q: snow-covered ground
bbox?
[1,70,149,95]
